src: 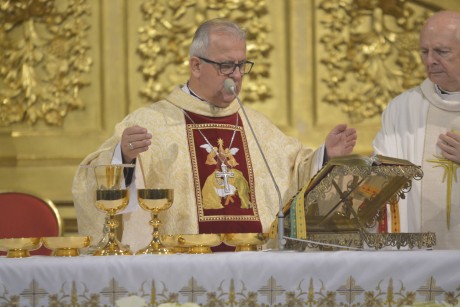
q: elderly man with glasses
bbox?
[73,18,357,252]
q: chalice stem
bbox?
[150,212,163,249]
[135,212,170,254]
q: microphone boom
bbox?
[224,78,286,250]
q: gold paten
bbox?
[222,233,269,251]
[136,189,174,255]
[281,154,435,250]
[0,237,41,258]
[42,236,90,257]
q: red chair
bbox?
[0,191,63,256]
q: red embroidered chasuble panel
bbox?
[184,111,262,240]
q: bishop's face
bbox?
[190,32,247,108]
[420,19,460,92]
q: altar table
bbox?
[0,249,459,306]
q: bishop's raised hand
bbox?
[121,125,152,163]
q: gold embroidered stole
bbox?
[184,111,262,240]
[421,104,460,248]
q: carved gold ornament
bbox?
[137,0,272,103]
[0,0,91,126]
[318,0,436,123]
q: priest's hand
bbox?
[437,131,460,163]
[324,124,357,159]
[121,125,152,163]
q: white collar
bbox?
[435,84,460,102]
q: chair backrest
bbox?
[0,191,63,256]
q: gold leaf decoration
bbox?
[137,0,272,103]
[0,0,92,126]
[318,0,439,123]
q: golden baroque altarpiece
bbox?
[0,0,445,127]
[0,0,458,236]
[0,0,92,126]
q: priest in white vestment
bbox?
[373,11,460,249]
[72,18,357,252]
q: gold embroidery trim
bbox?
[186,122,259,222]
[390,198,400,233]
[427,155,460,230]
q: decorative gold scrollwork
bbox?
[0,0,92,126]
[318,0,438,123]
[137,0,273,103]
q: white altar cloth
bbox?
[0,250,459,306]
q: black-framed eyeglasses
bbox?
[198,56,254,75]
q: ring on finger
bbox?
[128,142,134,150]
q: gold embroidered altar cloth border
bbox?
[0,250,458,306]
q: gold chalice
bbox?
[92,164,133,256]
[136,189,174,254]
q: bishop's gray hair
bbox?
[189,18,246,58]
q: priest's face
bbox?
[191,32,246,108]
[420,12,460,92]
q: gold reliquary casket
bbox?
[283,154,436,250]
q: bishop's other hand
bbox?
[437,130,460,164]
[324,124,357,159]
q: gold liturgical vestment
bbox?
[72,86,322,252]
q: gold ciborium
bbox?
[136,189,174,255]
[177,234,222,254]
[0,238,41,258]
[222,233,270,251]
[42,236,91,257]
[92,164,133,256]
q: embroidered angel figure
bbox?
[200,138,239,167]
[200,144,219,165]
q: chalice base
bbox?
[92,238,132,256]
[136,241,171,255]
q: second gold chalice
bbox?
[136,189,174,255]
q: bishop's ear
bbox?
[190,56,202,77]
